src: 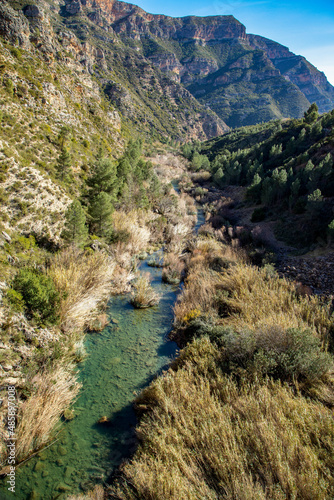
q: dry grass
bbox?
[112,209,151,254]
[15,366,80,462]
[48,247,115,332]
[67,484,105,500]
[162,252,185,284]
[110,337,334,500]
[130,273,160,308]
[174,238,242,325]
[217,262,332,341]
[110,233,334,499]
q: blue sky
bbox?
[133,0,334,85]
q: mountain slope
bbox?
[5,0,334,136]
[60,0,334,128]
[248,34,334,114]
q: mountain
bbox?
[248,35,334,114]
[59,0,334,127]
[3,0,333,144]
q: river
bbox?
[1,202,204,499]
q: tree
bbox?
[87,157,118,201]
[213,167,224,187]
[306,189,324,219]
[56,147,71,181]
[117,157,132,184]
[57,125,71,148]
[191,152,203,171]
[62,200,88,245]
[13,269,60,324]
[304,103,319,124]
[327,220,334,246]
[246,173,262,202]
[289,178,301,210]
[89,192,114,237]
[261,177,275,206]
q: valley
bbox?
[0,0,333,499]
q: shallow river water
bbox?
[1,202,204,500]
[1,257,179,499]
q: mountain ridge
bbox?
[2,0,334,135]
[60,0,334,127]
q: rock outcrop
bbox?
[0,0,31,48]
[3,0,334,134]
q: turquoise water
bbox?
[1,258,179,499]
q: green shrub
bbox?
[221,326,332,384]
[251,207,266,222]
[6,289,25,312]
[13,268,60,324]
[4,78,14,97]
[10,47,22,60]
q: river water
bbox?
[1,257,178,499]
[1,203,204,499]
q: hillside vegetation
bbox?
[182,105,334,250]
[0,130,197,470]
[1,0,334,497]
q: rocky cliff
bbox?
[2,0,334,135]
[248,34,334,114]
[59,0,334,127]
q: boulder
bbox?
[0,0,30,47]
[23,5,44,20]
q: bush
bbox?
[6,289,25,312]
[251,207,266,222]
[13,268,60,324]
[220,326,333,384]
[130,273,160,308]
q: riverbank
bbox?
[108,230,334,499]
[7,251,179,499]
[0,157,197,497]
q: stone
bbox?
[1,231,11,243]
[1,363,13,372]
[56,483,72,492]
[65,466,75,478]
[34,461,44,472]
[97,415,109,424]
[58,445,67,456]
[65,1,82,16]
[23,5,44,20]
[0,1,30,48]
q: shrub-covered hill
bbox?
[183,105,334,249]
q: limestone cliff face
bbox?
[5,0,334,132]
[68,0,246,41]
[61,0,334,127]
[248,35,334,113]
[0,0,31,48]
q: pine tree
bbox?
[89,192,114,237]
[304,103,319,124]
[56,147,71,181]
[213,167,224,187]
[57,125,71,149]
[246,173,262,202]
[87,158,118,201]
[62,200,88,245]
